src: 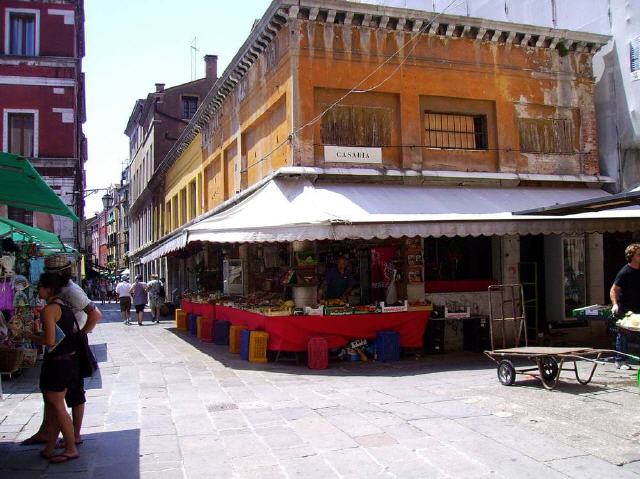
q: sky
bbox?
[83,0,272,215]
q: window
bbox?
[631,36,640,81]
[320,105,391,147]
[189,180,197,220]
[7,206,33,226]
[424,112,488,150]
[519,118,574,154]
[563,236,586,317]
[181,96,198,119]
[7,11,36,56]
[424,237,493,281]
[7,113,34,156]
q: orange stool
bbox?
[249,331,269,363]
[229,325,247,354]
[175,309,187,331]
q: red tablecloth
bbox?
[181,300,215,319]
[215,305,429,352]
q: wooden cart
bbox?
[485,284,639,390]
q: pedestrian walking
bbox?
[99,281,107,305]
[146,274,165,323]
[115,277,132,325]
[106,281,113,303]
[610,243,640,370]
[130,275,148,326]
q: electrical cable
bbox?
[241,0,466,173]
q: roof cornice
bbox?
[149,0,611,191]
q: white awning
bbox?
[186,177,640,243]
[140,232,187,264]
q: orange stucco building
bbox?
[135,1,640,332]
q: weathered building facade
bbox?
[125,55,218,278]
[0,0,85,248]
[138,0,640,331]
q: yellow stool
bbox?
[196,316,205,339]
[249,331,269,363]
[229,325,247,354]
[175,309,187,331]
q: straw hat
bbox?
[44,253,73,272]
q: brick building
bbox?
[125,55,217,278]
[0,0,86,248]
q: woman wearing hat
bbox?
[20,254,101,450]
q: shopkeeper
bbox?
[321,255,356,301]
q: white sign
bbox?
[324,146,382,164]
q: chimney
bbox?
[204,54,218,80]
[155,83,165,93]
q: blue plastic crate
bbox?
[240,329,251,360]
[188,314,198,335]
[376,331,400,362]
[214,320,230,346]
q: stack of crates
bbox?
[188,314,198,335]
[376,331,400,362]
[307,337,328,370]
[214,320,230,345]
[229,325,247,354]
[200,318,214,343]
[175,309,187,331]
[249,331,269,363]
[240,329,251,360]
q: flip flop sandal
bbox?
[20,437,47,446]
[55,439,84,449]
[49,453,80,464]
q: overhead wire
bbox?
[241,0,466,173]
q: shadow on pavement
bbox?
[0,429,141,479]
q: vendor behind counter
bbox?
[320,255,357,302]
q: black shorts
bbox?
[119,297,132,312]
[134,304,145,313]
[40,357,79,394]
[65,376,86,408]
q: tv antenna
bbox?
[190,37,199,81]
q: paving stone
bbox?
[547,455,640,479]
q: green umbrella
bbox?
[0,152,79,221]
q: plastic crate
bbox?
[240,329,251,360]
[249,331,269,363]
[376,331,400,362]
[175,309,187,331]
[196,316,205,339]
[188,314,198,335]
[229,325,247,354]
[307,337,328,370]
[200,318,214,343]
[214,320,230,345]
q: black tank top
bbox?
[44,299,77,358]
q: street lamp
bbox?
[101,192,114,210]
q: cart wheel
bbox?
[497,360,516,386]
[539,356,559,381]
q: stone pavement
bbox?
[1,303,639,479]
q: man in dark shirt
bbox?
[609,243,640,370]
[322,256,356,302]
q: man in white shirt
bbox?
[115,277,132,324]
[20,254,101,448]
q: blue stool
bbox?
[240,329,251,360]
[214,320,230,345]
[188,314,198,335]
[376,331,400,362]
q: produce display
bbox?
[617,312,640,331]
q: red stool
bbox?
[308,337,328,370]
[201,318,214,343]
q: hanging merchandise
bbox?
[29,257,45,284]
